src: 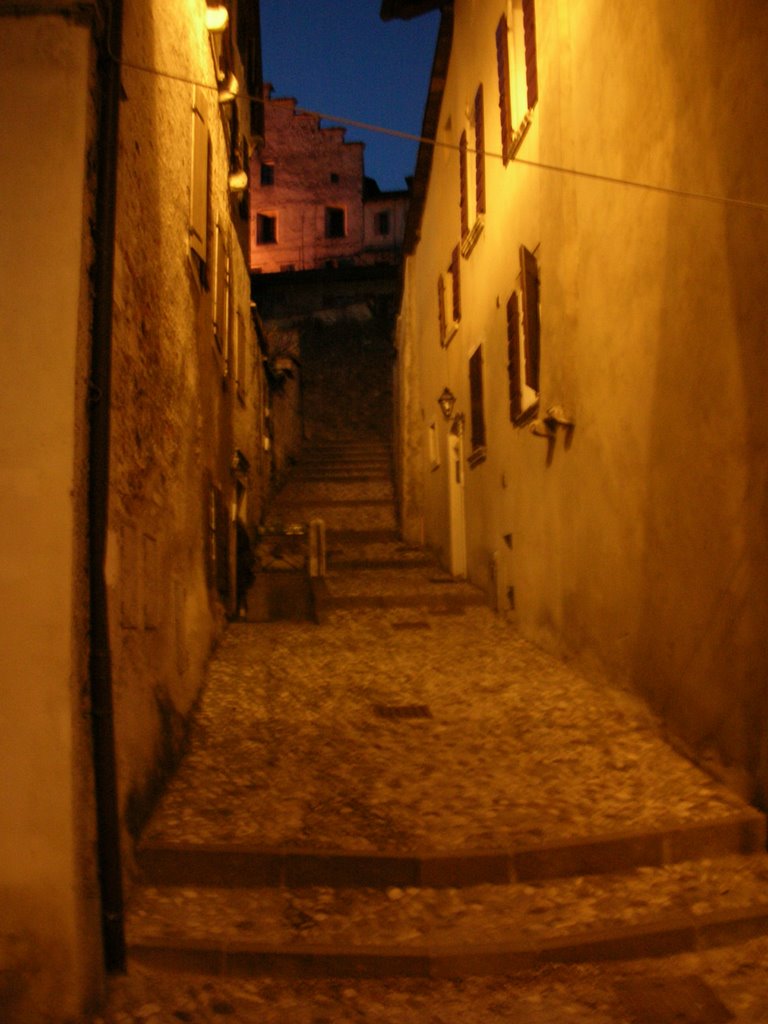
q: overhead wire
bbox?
[113,52,768,215]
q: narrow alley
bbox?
[90,434,768,1022]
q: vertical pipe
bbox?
[88,0,125,973]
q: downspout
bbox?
[88,0,125,972]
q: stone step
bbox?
[267,502,397,532]
[127,851,768,978]
[137,811,765,890]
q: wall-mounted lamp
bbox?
[205,5,229,33]
[218,73,239,104]
[437,386,456,420]
[228,170,248,193]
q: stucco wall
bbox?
[0,16,102,1022]
[401,0,768,803]
[110,0,262,849]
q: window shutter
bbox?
[495,15,512,162]
[213,222,229,360]
[520,245,541,392]
[474,84,486,215]
[437,274,446,344]
[190,89,209,261]
[522,0,538,110]
[506,291,522,420]
[459,130,469,239]
[469,347,486,451]
[450,245,461,322]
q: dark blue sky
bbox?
[260,1,440,192]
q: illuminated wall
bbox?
[0,17,102,1023]
[398,0,768,803]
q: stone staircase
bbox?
[125,437,768,988]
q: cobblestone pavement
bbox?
[80,598,768,1022]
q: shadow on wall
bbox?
[632,3,768,806]
[300,315,395,441]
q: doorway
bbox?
[447,425,467,577]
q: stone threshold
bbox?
[137,810,765,890]
[128,900,768,978]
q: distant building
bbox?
[250,85,408,273]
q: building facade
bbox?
[388,0,768,804]
[250,85,408,273]
[0,2,264,1020]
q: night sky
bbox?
[259,1,440,192]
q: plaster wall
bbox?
[110,0,262,848]
[250,92,365,272]
[401,0,768,802]
[362,193,409,263]
[0,17,102,1022]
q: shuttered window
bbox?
[520,245,541,392]
[506,291,522,420]
[522,0,538,109]
[459,129,469,240]
[437,274,447,345]
[474,85,486,215]
[450,245,461,323]
[190,87,209,261]
[496,15,513,162]
[213,222,230,366]
[496,2,538,162]
[469,346,486,455]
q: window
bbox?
[506,291,522,420]
[256,213,277,245]
[189,87,209,263]
[520,244,541,392]
[459,85,486,254]
[438,246,461,347]
[468,346,487,463]
[213,221,230,368]
[474,84,486,216]
[437,274,447,345]
[325,206,346,238]
[235,310,247,402]
[260,161,275,185]
[330,172,340,184]
[374,210,390,236]
[449,245,461,324]
[507,245,541,423]
[496,0,538,163]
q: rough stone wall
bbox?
[400,0,768,804]
[110,0,263,855]
[250,88,365,272]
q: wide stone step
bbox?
[137,811,765,889]
[127,851,768,977]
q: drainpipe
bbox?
[88,0,125,973]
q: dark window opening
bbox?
[469,346,487,454]
[260,162,275,186]
[330,172,340,184]
[257,213,277,245]
[375,210,391,236]
[325,206,346,238]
